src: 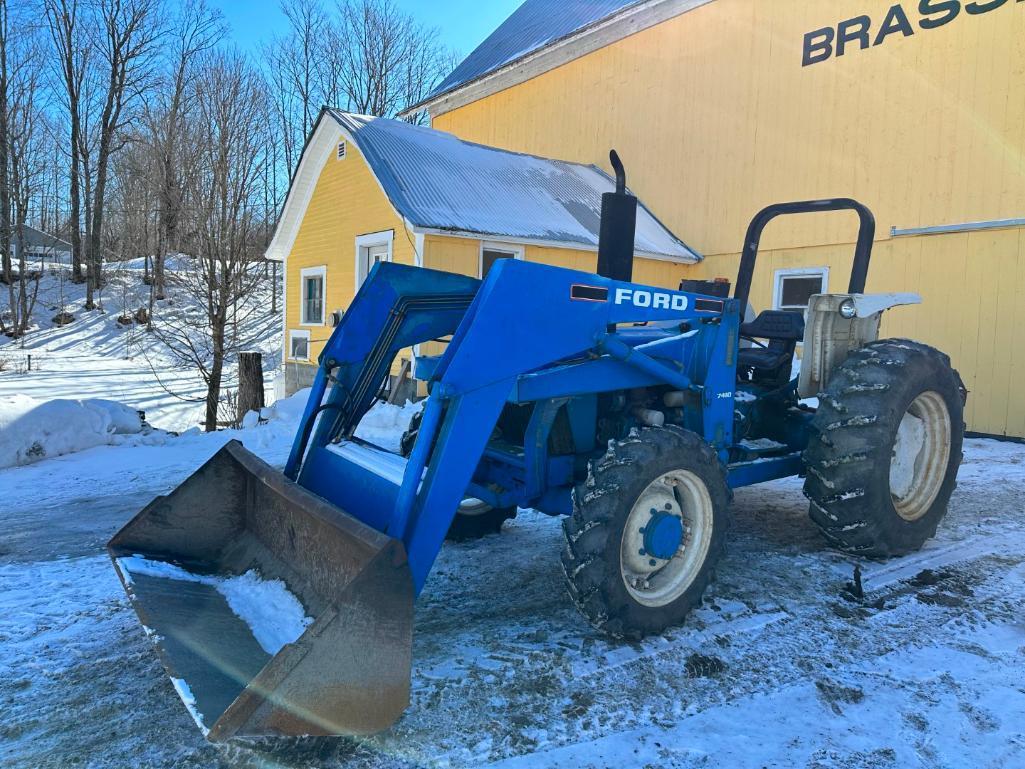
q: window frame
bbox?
[288,329,312,362]
[772,267,829,313]
[298,265,327,326]
[478,240,525,279]
[355,230,394,291]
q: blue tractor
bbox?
[109,153,966,740]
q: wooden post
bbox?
[238,351,265,421]
[387,358,412,404]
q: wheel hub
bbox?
[619,470,715,608]
[641,510,684,561]
[889,390,952,522]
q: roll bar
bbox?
[734,199,876,309]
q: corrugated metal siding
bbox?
[429,0,643,99]
[330,111,698,260]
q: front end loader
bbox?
[110,154,965,740]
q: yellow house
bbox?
[266,108,699,393]
[403,0,1025,439]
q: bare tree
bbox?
[261,0,453,185]
[336,0,453,120]
[1,0,46,337]
[262,0,332,174]
[155,52,270,431]
[144,0,221,307]
[82,0,161,310]
[44,0,88,285]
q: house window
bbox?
[355,230,393,289]
[773,268,829,313]
[480,241,525,278]
[289,329,311,361]
[300,266,326,325]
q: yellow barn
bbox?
[271,0,1025,439]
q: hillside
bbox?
[0,256,282,432]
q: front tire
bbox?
[562,426,730,639]
[803,339,967,557]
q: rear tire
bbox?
[803,339,967,557]
[401,407,516,540]
[562,426,730,639]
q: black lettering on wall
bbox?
[965,0,1008,14]
[875,4,916,44]
[837,15,872,56]
[919,0,961,28]
[803,27,835,66]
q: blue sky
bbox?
[208,0,522,60]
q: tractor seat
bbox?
[737,310,805,386]
[737,346,793,372]
[739,310,805,342]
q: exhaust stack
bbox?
[596,150,637,283]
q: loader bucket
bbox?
[108,440,413,741]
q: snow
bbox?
[0,393,147,468]
[739,437,788,452]
[170,677,209,736]
[117,555,313,655]
[2,319,1025,767]
[353,398,423,453]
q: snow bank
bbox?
[354,399,423,453]
[0,394,145,469]
[260,387,311,425]
[116,555,313,656]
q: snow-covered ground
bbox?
[0,256,281,432]
[1,378,1023,768]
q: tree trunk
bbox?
[69,116,84,283]
[237,351,265,422]
[204,319,225,432]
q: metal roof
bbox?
[15,224,72,252]
[329,110,698,261]
[428,0,643,102]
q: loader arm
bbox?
[291,259,735,594]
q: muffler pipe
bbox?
[597,149,637,284]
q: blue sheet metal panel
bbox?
[434,259,728,395]
[328,111,699,261]
[297,445,402,533]
[428,0,643,99]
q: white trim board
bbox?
[298,265,327,326]
[479,240,525,278]
[772,267,829,311]
[288,329,312,362]
[355,230,394,292]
